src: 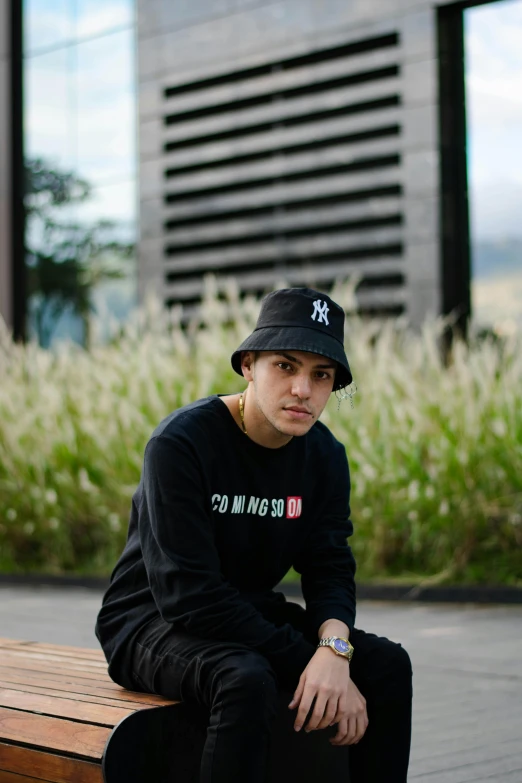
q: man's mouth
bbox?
[284,406,312,419]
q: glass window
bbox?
[465,0,522,332]
[24,48,76,170]
[24,0,75,55]
[25,0,134,54]
[72,179,138,342]
[25,176,137,347]
[74,179,137,245]
[76,0,135,39]
[23,6,138,347]
[76,29,136,187]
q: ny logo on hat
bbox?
[311,299,329,326]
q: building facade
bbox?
[1,0,520,339]
[137,0,477,326]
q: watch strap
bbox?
[317,636,354,661]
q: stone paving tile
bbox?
[1,587,521,781]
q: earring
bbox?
[336,381,357,411]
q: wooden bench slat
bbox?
[0,689,139,728]
[0,642,104,662]
[0,647,105,664]
[0,709,110,760]
[0,770,41,782]
[0,666,110,688]
[0,661,112,682]
[0,744,102,783]
[0,769,65,783]
[0,770,47,782]
[0,680,165,712]
[0,653,106,671]
[0,670,175,706]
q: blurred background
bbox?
[1,7,522,778]
[1,0,522,346]
[0,0,521,585]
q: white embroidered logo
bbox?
[311,299,329,325]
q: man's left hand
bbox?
[288,647,368,744]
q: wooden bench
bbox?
[0,637,181,783]
[0,637,350,782]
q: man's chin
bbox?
[277,416,315,437]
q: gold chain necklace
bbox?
[239,391,248,435]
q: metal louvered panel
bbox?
[164,197,402,246]
[161,31,405,314]
[162,108,402,172]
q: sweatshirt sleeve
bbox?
[292,443,357,637]
[139,433,315,684]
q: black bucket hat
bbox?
[231,288,352,392]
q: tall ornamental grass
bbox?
[1,279,521,584]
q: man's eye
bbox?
[278,363,292,370]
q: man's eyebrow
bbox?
[276,352,336,369]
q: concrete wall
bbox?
[137,0,458,324]
[0,0,12,330]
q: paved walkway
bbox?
[1,586,521,782]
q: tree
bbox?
[25,158,134,347]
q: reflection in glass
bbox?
[77,29,136,187]
[24,0,75,55]
[24,48,76,171]
[465,0,522,332]
[76,179,137,343]
[25,161,136,348]
[24,0,134,54]
[23,8,138,347]
[76,0,134,39]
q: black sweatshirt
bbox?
[95,395,356,690]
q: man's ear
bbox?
[241,350,255,382]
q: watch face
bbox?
[333,639,350,654]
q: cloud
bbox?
[25,27,136,186]
[469,178,522,240]
[465,0,522,238]
[25,0,133,54]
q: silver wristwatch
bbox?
[317,636,354,661]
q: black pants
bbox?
[128,600,412,783]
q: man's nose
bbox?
[291,374,312,399]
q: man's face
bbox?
[241,350,336,438]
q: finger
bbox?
[288,677,305,709]
[334,715,357,746]
[331,694,348,726]
[315,696,339,731]
[352,712,369,744]
[305,692,329,732]
[294,687,314,732]
[342,714,367,746]
[329,717,349,746]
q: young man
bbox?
[95,287,412,783]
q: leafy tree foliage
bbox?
[25,158,134,347]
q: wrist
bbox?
[318,619,349,640]
[315,645,350,662]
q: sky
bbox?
[465,0,522,241]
